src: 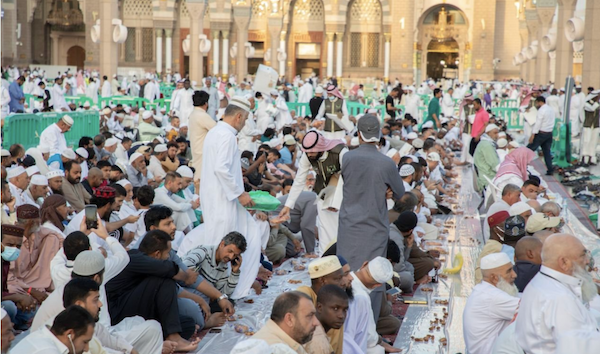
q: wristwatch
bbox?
[218,294,228,301]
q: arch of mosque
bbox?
[4,0,600,88]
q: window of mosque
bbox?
[293,0,324,22]
[423,5,466,26]
[252,0,270,19]
[125,31,136,62]
[123,0,153,19]
[366,33,379,67]
[350,33,362,67]
[142,28,154,62]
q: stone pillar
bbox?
[335,33,343,78]
[135,28,143,62]
[233,3,251,81]
[212,30,220,76]
[525,10,539,84]
[383,33,391,82]
[99,0,119,78]
[519,22,528,80]
[536,3,556,85]
[326,32,334,78]
[51,33,60,65]
[279,33,286,76]
[389,0,414,83]
[555,0,576,84]
[471,0,497,80]
[268,15,283,70]
[222,30,229,80]
[582,1,600,89]
[187,0,208,84]
[156,29,164,74]
[165,29,173,74]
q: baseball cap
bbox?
[525,213,561,233]
[357,114,381,142]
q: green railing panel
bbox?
[492,107,522,130]
[286,102,311,116]
[3,114,41,149]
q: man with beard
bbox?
[278,131,347,255]
[252,291,320,352]
[515,234,599,354]
[81,168,104,197]
[154,172,199,232]
[161,142,181,173]
[473,124,500,191]
[463,252,520,354]
[45,170,64,195]
[1,180,17,225]
[127,153,149,188]
[61,160,91,212]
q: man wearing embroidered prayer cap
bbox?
[22,174,48,208]
[197,96,266,300]
[463,252,519,354]
[7,166,28,206]
[338,114,404,322]
[46,169,64,195]
[278,130,347,255]
[39,115,73,155]
[399,164,415,192]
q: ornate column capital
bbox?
[384,33,391,43]
[186,0,208,21]
[326,32,335,42]
[165,29,173,38]
[155,28,163,37]
[335,33,343,42]
[212,30,221,38]
[222,30,230,39]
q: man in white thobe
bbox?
[201,78,220,120]
[575,85,586,137]
[442,88,455,118]
[51,78,68,111]
[154,172,199,231]
[271,90,293,131]
[255,92,275,134]
[39,115,73,155]
[297,80,313,117]
[463,253,520,354]
[515,234,600,354]
[238,96,261,154]
[569,89,582,137]
[172,80,194,126]
[199,96,262,299]
[101,75,112,97]
[404,86,420,119]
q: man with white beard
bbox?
[515,234,599,354]
[463,252,520,354]
[403,86,420,120]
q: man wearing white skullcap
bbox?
[463,252,519,354]
[39,115,73,155]
[199,96,265,299]
[509,201,534,223]
[22,175,48,208]
[46,148,76,172]
[399,164,415,192]
[127,152,149,187]
[45,169,64,195]
[139,110,164,142]
[7,166,28,206]
[473,122,500,191]
[496,137,509,163]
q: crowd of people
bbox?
[0,64,599,354]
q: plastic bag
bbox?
[246,191,281,211]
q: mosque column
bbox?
[555,0,576,85]
[335,32,343,78]
[99,0,119,78]
[268,14,283,72]
[326,32,334,78]
[383,33,391,82]
[233,3,251,81]
[279,32,286,77]
[135,28,143,63]
[165,29,173,74]
[222,30,230,80]
[187,0,208,84]
[155,29,163,74]
[212,30,220,77]
[582,1,600,88]
[536,3,556,85]
[525,10,539,84]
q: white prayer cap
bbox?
[412,138,424,149]
[73,250,105,276]
[25,166,40,177]
[218,91,225,101]
[576,85,582,89]
[427,152,441,162]
[230,339,272,354]
[399,143,414,157]
[385,148,398,159]
[46,169,64,179]
[1,149,10,157]
[422,121,434,129]
[480,252,512,270]
[176,166,194,179]
[315,87,324,94]
[508,141,520,149]
[142,110,153,119]
[271,344,296,354]
[154,144,168,153]
[7,166,26,179]
[497,138,508,148]
[116,113,125,119]
[268,138,282,148]
[102,108,112,116]
[1,308,6,320]
[350,137,359,146]
[229,96,252,113]
[116,179,131,188]
[509,201,534,216]
[83,101,91,108]
[399,164,415,177]
[61,115,74,126]
[105,138,119,147]
[62,149,76,160]
[368,256,394,284]
[154,136,165,144]
[180,123,188,129]
[129,152,144,164]
[485,124,499,133]
[308,255,342,279]
[124,106,132,114]
[440,117,449,124]
[408,86,416,91]
[30,175,48,186]
[75,147,89,159]
[406,132,418,140]
[270,89,279,96]
[498,131,507,138]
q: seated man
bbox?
[463,253,520,354]
[61,160,91,212]
[277,187,318,255]
[153,171,199,231]
[252,291,320,352]
[105,230,199,352]
[513,236,543,293]
[297,256,346,354]
[377,240,402,336]
[23,175,48,208]
[312,285,350,354]
[525,213,561,235]
[266,223,301,263]
[12,306,95,354]
[388,211,417,292]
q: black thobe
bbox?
[514,260,541,293]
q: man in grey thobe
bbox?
[337,114,405,322]
[277,191,318,254]
[201,77,220,120]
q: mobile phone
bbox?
[208,328,222,334]
[386,287,402,296]
[84,205,98,229]
[231,257,239,266]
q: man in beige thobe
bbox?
[189,90,217,184]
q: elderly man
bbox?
[463,253,520,354]
[189,90,217,183]
[7,166,28,207]
[39,115,73,155]
[154,172,199,231]
[201,77,220,120]
[61,160,91,212]
[47,148,76,172]
[139,110,164,142]
[541,201,561,218]
[508,201,534,224]
[296,256,346,354]
[513,236,543,292]
[484,184,521,240]
[278,131,347,254]
[149,144,168,183]
[473,124,500,191]
[525,213,561,235]
[516,234,599,353]
[22,175,48,208]
[127,152,149,187]
[252,291,320,353]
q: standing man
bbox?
[8,76,25,113]
[101,75,112,97]
[189,91,216,184]
[201,78,219,120]
[442,88,455,119]
[315,85,354,140]
[337,114,404,321]
[527,96,556,175]
[172,79,194,126]
[297,80,313,117]
[309,87,325,121]
[424,88,442,129]
[403,86,420,120]
[459,93,476,164]
[39,115,74,155]
[385,87,400,120]
[200,96,262,299]
[469,98,489,157]
[278,131,347,255]
[51,77,69,111]
[581,90,600,166]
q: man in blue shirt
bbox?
[8,76,25,113]
[278,134,297,166]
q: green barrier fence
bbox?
[492,107,522,130]
[3,111,100,150]
[160,85,175,98]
